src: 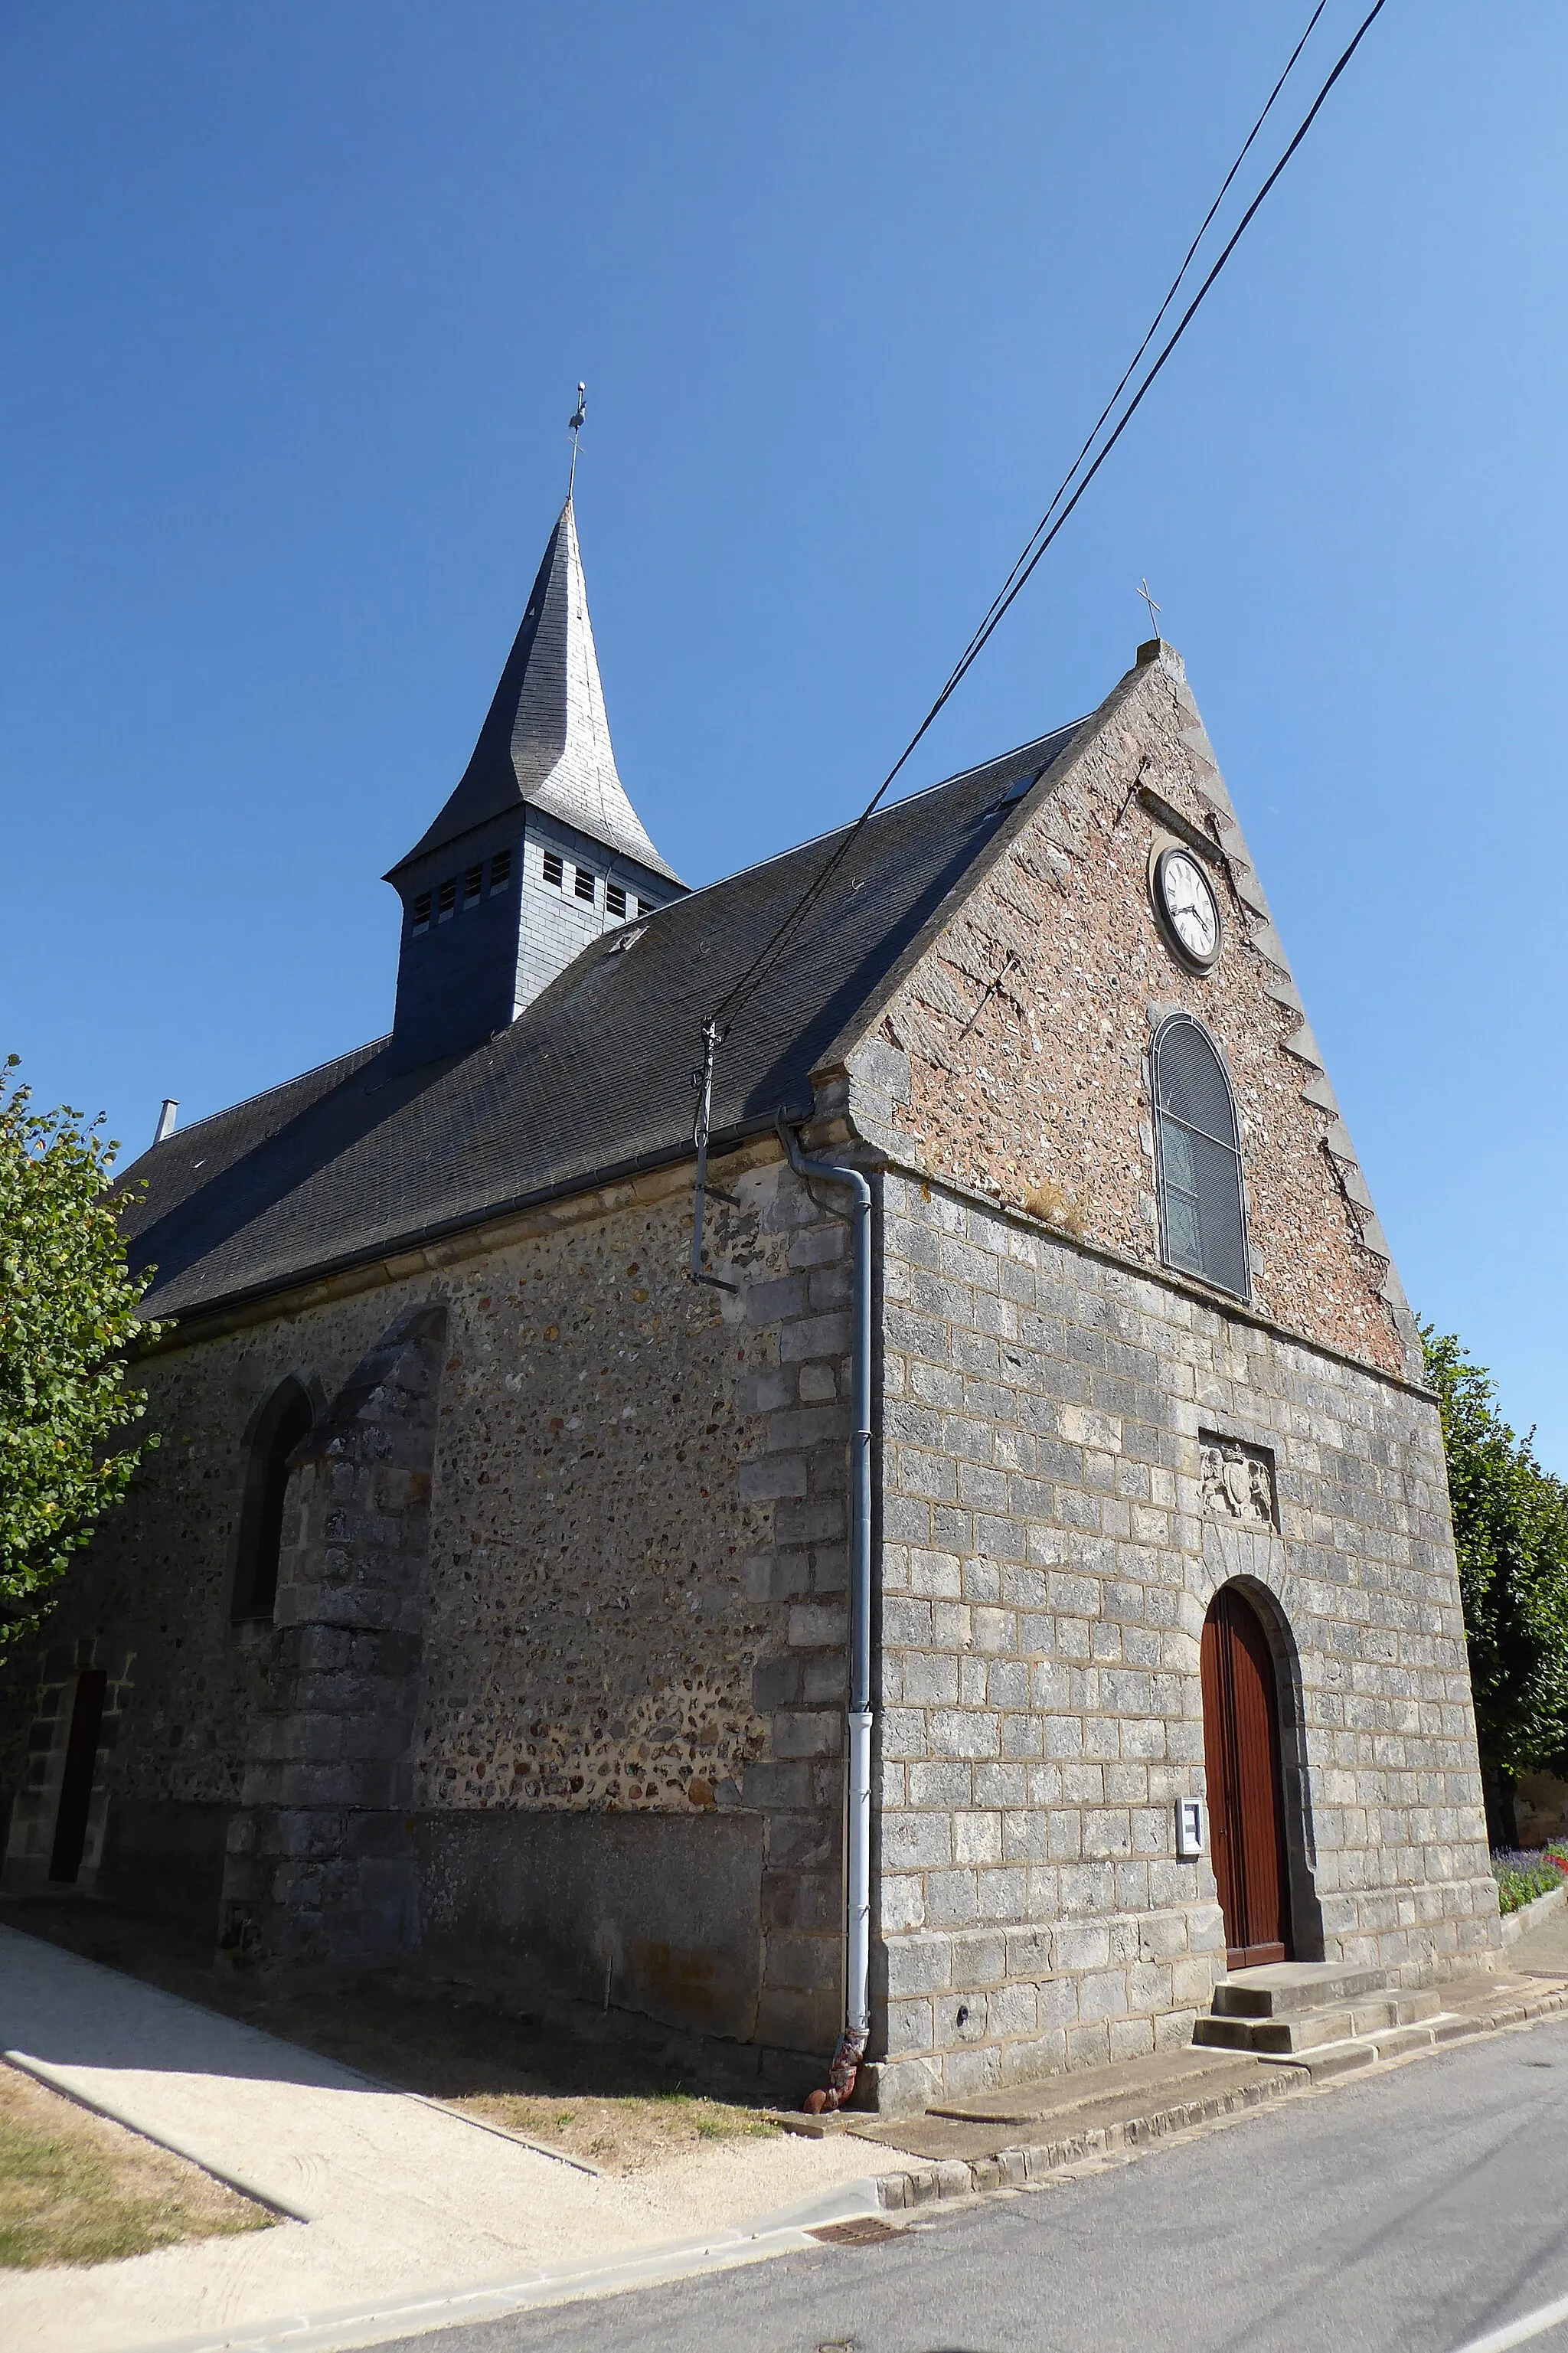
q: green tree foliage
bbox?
[0,1059,162,1652]
[1424,1328,1568,1826]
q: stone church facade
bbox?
[1,486,1500,2111]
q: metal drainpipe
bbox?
[776,1113,873,2110]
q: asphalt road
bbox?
[382,2015,1568,2353]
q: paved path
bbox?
[8,1916,1568,2353]
[1511,1899,1568,1974]
[0,1927,893,2353]
[389,2012,1568,2353]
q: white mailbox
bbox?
[1175,1797,1206,1859]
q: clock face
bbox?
[1156,848,1220,967]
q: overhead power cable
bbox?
[707,0,1389,1043]
[936,0,1328,732]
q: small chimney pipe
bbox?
[153,1099,178,1145]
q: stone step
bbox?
[860,2050,1287,2161]
[1369,1990,1442,2031]
[1255,2011,1485,2081]
[1256,1991,1444,2054]
[927,2046,1233,2127]
[1197,2005,1364,2054]
[1198,1987,1446,2057]
[1191,2015,1253,2053]
[1261,2036,1380,2082]
[1211,1962,1396,2020]
[1252,2005,1369,2055]
[1369,2022,1442,2064]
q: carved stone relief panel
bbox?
[1199,1431,1278,1531]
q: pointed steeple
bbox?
[384,495,684,1072]
[391,496,679,882]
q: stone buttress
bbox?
[217,1304,448,1971]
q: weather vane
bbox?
[567,382,586,495]
[1138,578,1161,639]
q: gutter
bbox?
[776,1113,874,2113]
[136,1101,815,1341]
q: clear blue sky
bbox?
[4,4,1565,1466]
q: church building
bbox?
[0,481,1500,2113]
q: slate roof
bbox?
[120,720,1086,1320]
[390,498,681,884]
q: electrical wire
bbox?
[932,0,1328,727]
[709,0,1389,1040]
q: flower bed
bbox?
[1491,1847,1568,1913]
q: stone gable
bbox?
[857,649,1408,1381]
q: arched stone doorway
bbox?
[1201,1583,1293,1968]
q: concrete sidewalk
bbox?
[1507,1895,1568,1973]
[0,1927,895,2353]
[8,1919,1568,2353]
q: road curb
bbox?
[870,2064,1307,2210]
[868,1980,1568,2213]
[128,2178,891,2353]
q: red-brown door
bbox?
[1200,1586,1292,1968]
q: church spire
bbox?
[384,490,684,1071]
[390,495,678,883]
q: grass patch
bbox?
[456,2084,777,2172]
[0,2067,271,2270]
[0,1898,783,2181]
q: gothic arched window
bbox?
[1152,1016,1250,1299]
[231,1380,314,1623]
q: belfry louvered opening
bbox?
[1152,1015,1249,1299]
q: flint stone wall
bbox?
[1,1152,858,2060]
[866,1167,1500,2116]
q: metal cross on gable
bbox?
[1138,578,1161,638]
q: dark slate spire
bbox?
[390,495,678,883]
[384,495,684,1071]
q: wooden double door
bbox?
[1200,1584,1292,1969]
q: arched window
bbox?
[1152,1016,1249,1299]
[232,1380,314,1623]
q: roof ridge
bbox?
[120,710,1101,1315]
[641,720,1088,920]
[146,725,1088,1153]
[150,1035,388,1145]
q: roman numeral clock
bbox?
[1153,844,1221,971]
